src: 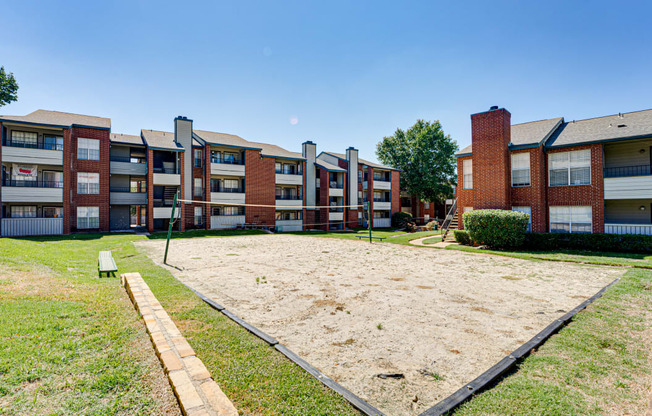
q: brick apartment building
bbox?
[456,106,652,235]
[0,110,402,237]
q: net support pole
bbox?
[367,201,372,243]
[163,192,178,265]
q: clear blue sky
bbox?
[2,1,651,162]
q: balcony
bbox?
[372,180,391,190]
[110,155,147,175]
[109,187,147,205]
[373,201,391,210]
[275,172,303,185]
[2,179,63,203]
[211,215,246,229]
[605,223,652,235]
[153,168,181,186]
[2,142,63,165]
[373,218,391,228]
[328,211,343,221]
[603,164,652,199]
[275,219,302,232]
[211,158,245,176]
[276,195,302,209]
[1,217,63,237]
[211,187,246,204]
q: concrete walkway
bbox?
[409,235,457,248]
[122,272,238,416]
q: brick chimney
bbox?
[470,106,511,210]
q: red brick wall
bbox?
[245,151,275,226]
[63,128,72,234]
[70,127,111,232]
[319,169,329,230]
[456,156,473,229]
[471,108,512,210]
[179,152,186,232]
[183,146,206,230]
[391,170,400,218]
[510,147,548,232]
[204,145,211,229]
[147,148,154,233]
[546,144,605,233]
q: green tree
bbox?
[376,119,457,203]
[0,66,19,107]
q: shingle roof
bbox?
[456,117,563,156]
[249,141,304,160]
[321,151,398,171]
[315,159,346,172]
[110,133,145,146]
[193,130,259,149]
[546,109,652,148]
[141,130,184,151]
[0,109,111,129]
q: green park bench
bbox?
[355,235,386,242]
[98,251,118,277]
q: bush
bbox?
[392,212,415,229]
[524,232,652,254]
[453,230,472,245]
[463,209,529,249]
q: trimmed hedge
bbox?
[453,230,473,246]
[463,209,529,249]
[392,212,415,229]
[524,232,652,254]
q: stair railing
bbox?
[441,198,458,240]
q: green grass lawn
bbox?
[0,233,360,416]
[286,228,442,245]
[452,266,652,416]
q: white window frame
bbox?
[10,205,37,218]
[194,206,203,226]
[549,206,592,233]
[77,172,100,194]
[548,150,591,187]
[193,178,203,197]
[512,206,532,232]
[511,153,531,187]
[77,206,99,229]
[463,159,473,189]
[78,138,100,161]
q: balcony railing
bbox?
[211,187,244,193]
[276,194,302,200]
[373,198,390,202]
[110,187,146,193]
[604,164,651,178]
[153,199,175,207]
[211,157,243,165]
[275,169,302,175]
[3,139,63,151]
[605,223,652,235]
[329,181,343,189]
[110,155,146,164]
[2,179,63,188]
[329,207,343,212]
[153,167,180,174]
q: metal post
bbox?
[163,192,178,264]
[367,201,372,243]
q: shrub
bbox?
[524,232,652,254]
[463,209,529,249]
[453,230,472,245]
[392,212,415,229]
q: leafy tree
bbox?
[376,119,457,203]
[0,67,18,107]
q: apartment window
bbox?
[373,211,390,219]
[358,170,362,183]
[77,207,100,229]
[10,206,36,218]
[42,171,63,188]
[212,206,244,216]
[549,150,591,187]
[194,149,203,168]
[550,206,592,233]
[275,211,301,220]
[78,138,100,160]
[194,206,203,226]
[130,178,146,193]
[223,179,239,191]
[424,202,430,209]
[463,159,473,189]
[194,178,203,197]
[223,152,238,164]
[511,153,531,186]
[44,135,63,151]
[77,172,100,194]
[43,207,63,218]
[512,206,532,232]
[358,191,363,200]
[11,131,37,147]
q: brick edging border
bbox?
[418,278,621,416]
[121,272,239,416]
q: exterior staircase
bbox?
[163,186,178,206]
[441,198,459,241]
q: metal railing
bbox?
[441,198,458,240]
[275,169,302,175]
[211,187,244,193]
[603,164,651,178]
[211,157,243,165]
[110,187,146,193]
[605,223,652,235]
[110,155,146,164]
[329,207,344,212]
[2,179,63,188]
[373,198,390,202]
[3,139,63,151]
[329,181,343,189]
[153,167,180,174]
[275,194,302,200]
[153,199,175,207]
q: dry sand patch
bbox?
[137,234,622,415]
